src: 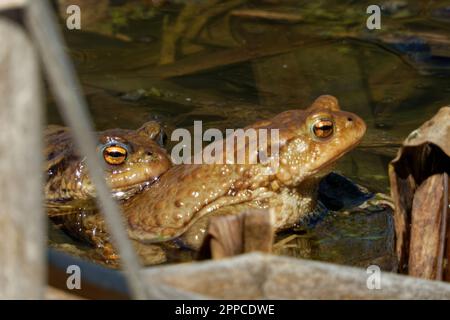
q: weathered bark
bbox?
[388,164,416,272]
[409,173,448,280]
[389,106,450,278]
[142,253,450,299]
[0,19,45,299]
[208,214,244,259]
[204,209,274,259]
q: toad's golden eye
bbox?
[102,145,128,165]
[312,119,334,139]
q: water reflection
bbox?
[48,0,450,268]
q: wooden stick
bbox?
[206,209,274,259]
[0,18,45,299]
[209,215,244,259]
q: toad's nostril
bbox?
[347,117,353,122]
[147,152,153,156]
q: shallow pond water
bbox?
[47,0,450,269]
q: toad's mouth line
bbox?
[111,177,160,200]
[311,139,364,176]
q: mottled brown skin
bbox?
[45,121,170,206]
[45,121,172,259]
[124,95,366,249]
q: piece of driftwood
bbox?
[203,209,274,259]
[142,252,450,299]
[0,18,45,299]
[409,173,448,280]
[208,215,244,259]
[389,106,450,277]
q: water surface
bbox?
[47,0,450,269]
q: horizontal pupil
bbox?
[107,151,126,157]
